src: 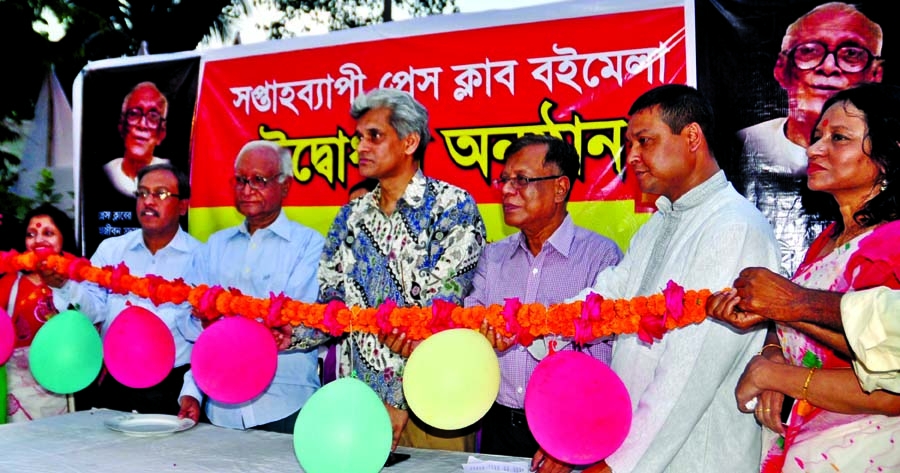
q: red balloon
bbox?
[524,351,632,465]
[0,308,14,365]
[104,306,175,388]
[191,316,277,404]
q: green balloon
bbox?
[294,377,392,473]
[29,310,103,394]
[1,364,7,425]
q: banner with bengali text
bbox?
[190,0,693,249]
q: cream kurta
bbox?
[577,171,780,473]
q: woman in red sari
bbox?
[1,204,76,422]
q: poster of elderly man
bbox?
[698,1,896,278]
[76,54,199,257]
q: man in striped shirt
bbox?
[465,134,622,470]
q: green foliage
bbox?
[0,151,31,224]
[0,162,70,249]
[33,169,65,206]
[256,0,457,39]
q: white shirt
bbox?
[179,211,326,429]
[576,171,780,473]
[841,287,900,393]
[737,117,807,175]
[103,156,169,197]
[52,227,200,367]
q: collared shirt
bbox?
[464,215,621,409]
[53,227,200,367]
[179,211,327,429]
[841,287,900,393]
[577,171,780,473]
[319,170,486,409]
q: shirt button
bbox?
[516,387,523,394]
[532,268,538,275]
[518,346,525,352]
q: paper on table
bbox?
[462,456,530,472]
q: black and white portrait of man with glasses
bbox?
[104,81,171,197]
[736,2,883,276]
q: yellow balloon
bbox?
[403,328,500,430]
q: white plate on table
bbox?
[104,414,196,437]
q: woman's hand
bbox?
[736,355,785,434]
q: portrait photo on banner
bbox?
[77,55,200,257]
[698,0,896,277]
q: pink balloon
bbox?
[104,306,175,388]
[0,308,14,365]
[191,316,277,404]
[524,351,632,465]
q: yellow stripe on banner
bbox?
[187,206,342,242]
[189,201,650,250]
[479,201,649,251]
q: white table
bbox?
[0,410,530,472]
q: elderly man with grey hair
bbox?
[104,81,171,196]
[738,2,883,277]
[307,88,486,452]
[178,140,328,433]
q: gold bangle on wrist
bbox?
[758,343,782,357]
[801,367,817,400]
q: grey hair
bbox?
[351,88,431,161]
[121,81,169,117]
[782,2,882,55]
[235,140,293,183]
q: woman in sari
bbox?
[708,83,900,472]
[1,204,76,422]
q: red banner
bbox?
[190,1,692,248]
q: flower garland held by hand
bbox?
[0,250,711,346]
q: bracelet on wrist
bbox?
[758,343,782,357]
[801,367,817,401]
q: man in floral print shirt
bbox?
[317,88,485,452]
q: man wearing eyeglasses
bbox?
[43,163,200,414]
[465,135,621,470]
[103,81,171,197]
[310,88,485,452]
[177,140,328,433]
[738,2,883,276]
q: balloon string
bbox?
[349,311,356,380]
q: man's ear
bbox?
[280,177,291,199]
[555,176,570,204]
[870,60,884,83]
[157,123,167,144]
[178,198,190,217]
[403,132,421,158]
[683,122,703,153]
[774,54,791,90]
[118,119,127,139]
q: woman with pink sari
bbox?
[709,83,900,472]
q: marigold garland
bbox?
[0,250,711,345]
